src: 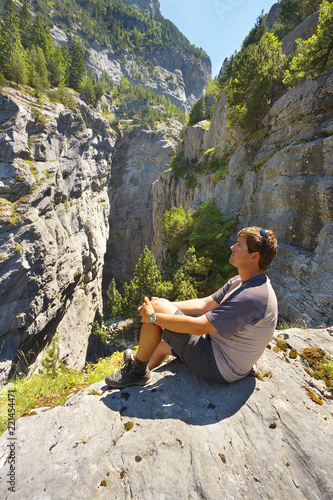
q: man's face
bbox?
[229,236,253,269]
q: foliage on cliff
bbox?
[106,200,235,320]
[186,0,333,132]
[32,0,207,60]
[226,32,286,130]
[0,0,193,122]
[169,147,230,186]
[283,0,333,86]
[115,76,187,126]
[273,0,323,39]
[0,0,98,98]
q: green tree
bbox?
[283,1,333,87]
[67,38,86,91]
[161,206,194,252]
[242,13,267,49]
[107,246,165,319]
[0,0,28,84]
[188,95,206,126]
[80,76,96,105]
[48,46,66,87]
[27,45,49,93]
[130,246,163,304]
[173,247,213,298]
[161,200,236,294]
[218,55,236,89]
[30,13,53,60]
[107,278,123,319]
[173,266,198,301]
[19,0,31,49]
[189,199,234,273]
[168,150,194,185]
[273,0,322,40]
[226,32,286,130]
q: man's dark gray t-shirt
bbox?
[205,274,278,382]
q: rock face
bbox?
[0,327,332,499]
[152,69,333,326]
[104,121,182,285]
[85,43,211,111]
[127,0,160,17]
[281,12,319,56]
[0,85,183,383]
[0,89,117,383]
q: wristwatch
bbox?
[149,312,156,324]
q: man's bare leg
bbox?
[105,298,177,388]
[136,322,163,363]
[136,297,177,368]
[148,340,172,370]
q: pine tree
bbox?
[242,13,267,49]
[67,38,86,91]
[173,259,198,301]
[0,0,28,84]
[27,45,49,93]
[19,0,31,49]
[188,95,206,126]
[130,246,163,304]
[30,13,53,60]
[226,32,286,130]
[107,278,123,319]
[8,47,28,85]
[48,46,66,87]
[80,76,96,105]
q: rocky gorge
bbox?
[0,2,332,498]
[0,61,333,384]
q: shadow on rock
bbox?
[100,359,256,426]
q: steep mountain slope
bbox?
[46,0,211,110]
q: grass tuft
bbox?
[0,351,124,436]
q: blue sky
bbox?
[159,0,278,77]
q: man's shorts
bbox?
[161,309,227,384]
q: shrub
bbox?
[283,1,333,88]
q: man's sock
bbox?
[132,355,149,372]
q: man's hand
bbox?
[138,296,154,323]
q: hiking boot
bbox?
[105,352,151,388]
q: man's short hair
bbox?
[238,227,277,271]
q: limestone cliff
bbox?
[152,69,333,326]
[0,84,183,384]
[0,88,116,384]
[104,121,182,286]
[0,327,332,499]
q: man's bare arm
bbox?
[140,297,217,336]
[153,312,218,335]
[171,296,219,315]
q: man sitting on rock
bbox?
[105,226,278,388]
